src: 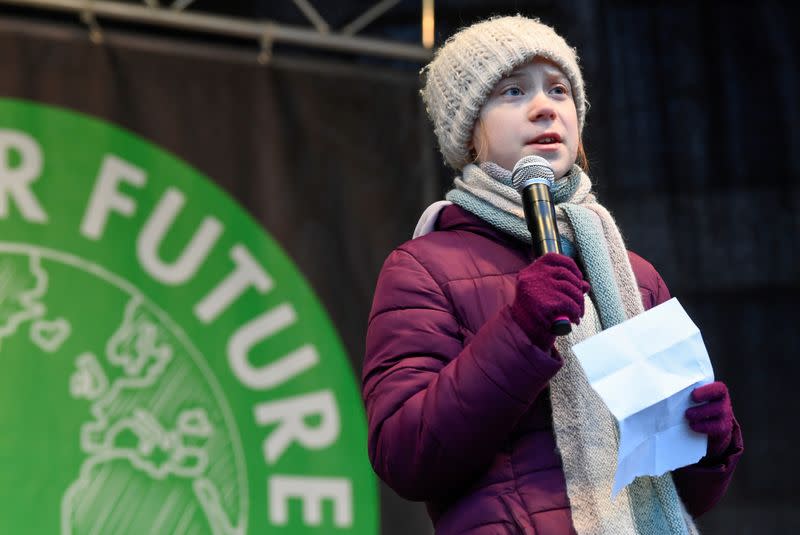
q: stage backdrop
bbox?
[0,17,429,535]
[0,2,798,534]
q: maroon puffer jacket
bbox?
[363,204,742,534]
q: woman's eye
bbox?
[551,85,569,96]
[501,86,523,97]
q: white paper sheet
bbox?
[572,298,714,496]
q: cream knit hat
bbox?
[421,15,587,170]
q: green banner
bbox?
[0,98,377,534]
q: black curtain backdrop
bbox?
[0,0,798,533]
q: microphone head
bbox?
[511,155,555,192]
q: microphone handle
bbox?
[521,183,572,336]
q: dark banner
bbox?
[0,16,440,535]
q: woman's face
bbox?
[471,58,579,178]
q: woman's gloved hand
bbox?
[509,252,590,350]
[685,381,734,458]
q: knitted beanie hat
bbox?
[421,15,587,170]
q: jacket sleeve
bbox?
[672,419,744,517]
[642,260,744,517]
[362,247,563,501]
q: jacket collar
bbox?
[436,204,529,252]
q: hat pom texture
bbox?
[421,16,587,170]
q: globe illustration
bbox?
[0,245,247,534]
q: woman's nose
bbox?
[528,93,557,122]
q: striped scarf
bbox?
[445,162,699,535]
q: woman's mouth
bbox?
[527,133,562,149]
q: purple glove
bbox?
[685,381,734,458]
[509,253,590,350]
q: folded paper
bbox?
[572,298,714,496]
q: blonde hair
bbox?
[576,143,590,173]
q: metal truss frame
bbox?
[0,0,433,62]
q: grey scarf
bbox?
[445,162,699,535]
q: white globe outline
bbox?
[0,242,249,535]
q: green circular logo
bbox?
[0,99,377,534]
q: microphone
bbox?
[511,155,572,336]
